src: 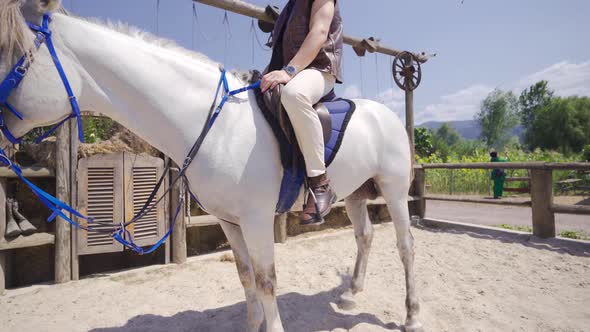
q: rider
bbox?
[261,0,343,225]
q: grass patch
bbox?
[559,230,590,241]
[496,224,533,232]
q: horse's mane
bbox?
[86,19,220,69]
[0,1,33,65]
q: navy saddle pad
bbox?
[253,84,356,213]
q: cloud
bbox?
[516,60,590,97]
[342,84,361,99]
[376,88,405,117]
[412,60,590,124]
[416,85,493,124]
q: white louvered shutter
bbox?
[123,153,167,247]
[77,153,124,255]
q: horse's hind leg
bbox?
[338,197,374,310]
[376,175,423,332]
[219,220,264,332]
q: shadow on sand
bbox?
[90,277,401,332]
[418,220,590,258]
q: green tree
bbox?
[82,117,115,143]
[476,89,519,149]
[518,81,554,149]
[583,144,590,162]
[414,127,434,158]
[531,97,590,153]
[434,123,461,146]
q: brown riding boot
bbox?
[301,173,337,225]
[12,199,37,235]
[5,198,21,238]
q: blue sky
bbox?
[63,0,590,124]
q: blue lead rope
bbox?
[0,65,260,254]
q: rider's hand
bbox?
[261,70,292,93]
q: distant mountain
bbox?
[418,120,482,139]
[418,120,522,140]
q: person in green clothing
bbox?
[490,151,507,199]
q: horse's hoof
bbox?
[404,321,424,332]
[337,290,356,310]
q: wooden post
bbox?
[163,156,171,265]
[531,169,555,238]
[170,165,187,264]
[55,123,71,283]
[70,119,80,280]
[274,214,287,243]
[405,89,415,161]
[449,169,455,195]
[414,167,426,219]
[0,178,7,294]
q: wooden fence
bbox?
[3,157,588,294]
[411,162,590,238]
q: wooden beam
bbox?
[421,162,590,170]
[531,169,555,238]
[0,178,6,295]
[186,215,220,228]
[505,177,530,182]
[274,214,287,243]
[425,194,532,207]
[551,204,590,216]
[0,233,55,251]
[54,124,71,283]
[193,0,429,62]
[0,167,54,178]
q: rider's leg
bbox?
[281,69,336,225]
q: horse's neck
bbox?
[52,14,239,165]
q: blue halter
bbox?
[0,14,84,144]
[0,12,261,254]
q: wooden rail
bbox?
[425,194,532,207]
[0,166,55,178]
[552,204,590,215]
[417,162,590,239]
[422,162,590,170]
[505,177,530,182]
[193,0,429,63]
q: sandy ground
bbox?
[0,223,589,332]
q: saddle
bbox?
[250,70,357,213]
[251,71,335,174]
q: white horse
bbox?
[0,1,422,331]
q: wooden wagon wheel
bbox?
[393,51,422,91]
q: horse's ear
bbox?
[38,0,61,12]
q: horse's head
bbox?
[0,0,81,148]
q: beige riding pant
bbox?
[281,69,336,177]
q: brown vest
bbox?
[270,0,343,83]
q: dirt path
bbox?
[0,224,588,332]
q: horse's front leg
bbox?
[240,211,284,332]
[219,220,264,331]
